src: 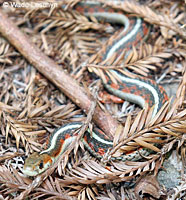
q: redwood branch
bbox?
[0,9,120,137]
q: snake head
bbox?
[23,152,53,176]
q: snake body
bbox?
[23,2,168,176]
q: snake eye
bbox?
[39,161,43,169]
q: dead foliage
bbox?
[0,0,185,199]
[134,175,162,199]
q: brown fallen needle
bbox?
[0,9,121,138]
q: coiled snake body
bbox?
[23,2,168,176]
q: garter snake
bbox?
[23,1,168,176]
